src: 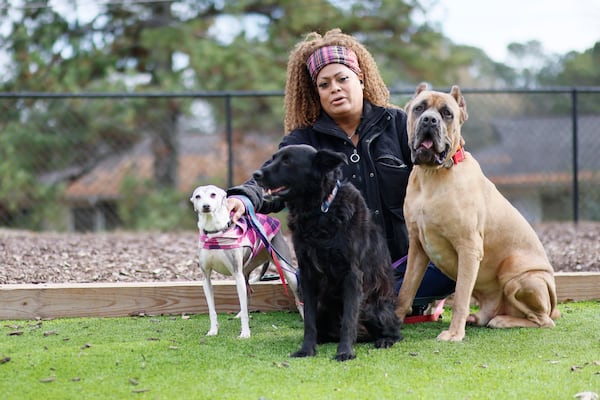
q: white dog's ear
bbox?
[450,85,468,123]
[190,192,199,212]
[221,193,229,209]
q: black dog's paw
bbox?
[290,348,316,358]
[334,351,356,362]
[374,336,402,349]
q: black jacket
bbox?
[227,101,413,261]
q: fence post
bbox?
[225,94,233,188]
[571,88,579,223]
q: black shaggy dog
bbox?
[253,144,402,361]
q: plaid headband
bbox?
[306,45,361,83]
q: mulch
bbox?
[1,222,599,285]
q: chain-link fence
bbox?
[1,88,599,232]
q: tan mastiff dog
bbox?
[395,83,560,341]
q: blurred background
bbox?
[1,0,599,232]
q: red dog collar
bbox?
[452,146,465,164]
[449,137,466,166]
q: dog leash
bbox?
[234,196,291,296]
[391,255,408,270]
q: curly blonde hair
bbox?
[284,28,391,133]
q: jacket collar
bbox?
[313,100,388,138]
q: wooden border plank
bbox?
[1,272,598,320]
[554,272,600,302]
[0,281,296,320]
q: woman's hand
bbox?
[227,196,246,223]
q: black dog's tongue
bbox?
[262,186,289,200]
[267,186,287,195]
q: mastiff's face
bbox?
[405,83,468,167]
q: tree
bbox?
[536,42,600,114]
[505,40,553,88]
[538,42,600,87]
[0,0,532,229]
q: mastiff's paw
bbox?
[437,329,465,342]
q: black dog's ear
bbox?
[314,149,348,172]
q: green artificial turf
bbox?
[1,301,598,399]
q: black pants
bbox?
[392,256,456,306]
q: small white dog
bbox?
[190,184,303,338]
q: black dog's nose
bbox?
[252,170,263,181]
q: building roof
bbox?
[64,134,227,201]
[63,131,277,202]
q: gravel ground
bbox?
[1,222,599,285]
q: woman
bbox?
[227,29,455,321]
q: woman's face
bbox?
[315,63,364,120]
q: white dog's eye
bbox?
[195,195,201,199]
[210,193,216,198]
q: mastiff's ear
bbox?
[404,82,430,110]
[414,82,429,96]
[450,85,468,123]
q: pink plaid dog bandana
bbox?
[306,45,362,82]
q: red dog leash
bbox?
[234,196,291,297]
